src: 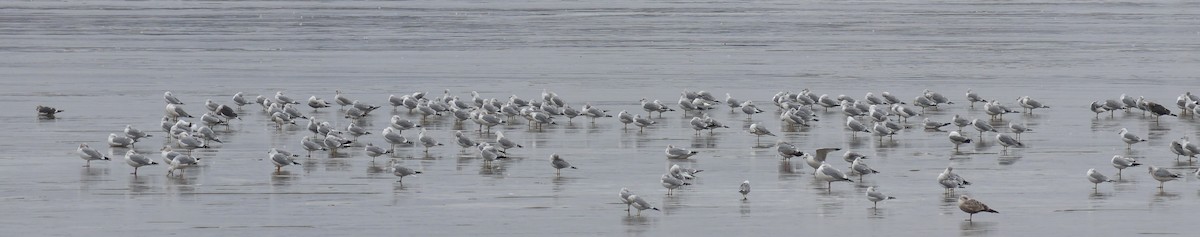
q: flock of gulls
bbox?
[36,88,1200,222]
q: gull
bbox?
[633,114,655,133]
[669,164,703,180]
[300,136,326,157]
[1089,101,1108,118]
[1149,165,1182,190]
[478,143,508,165]
[949,131,973,151]
[640,98,674,118]
[666,145,699,159]
[477,112,505,133]
[165,104,193,120]
[1169,138,1194,160]
[661,173,691,195]
[845,116,869,136]
[965,89,988,108]
[866,186,895,208]
[841,101,865,117]
[676,95,700,112]
[365,143,391,162]
[76,143,109,167]
[274,91,298,104]
[617,110,635,129]
[971,119,997,140]
[983,101,1019,120]
[849,157,878,181]
[418,128,443,153]
[1016,96,1049,114]
[454,131,479,150]
[912,95,937,112]
[124,150,157,175]
[164,91,184,105]
[200,112,228,127]
[1086,168,1114,190]
[529,112,556,130]
[204,99,220,112]
[255,95,270,109]
[938,166,971,193]
[739,180,751,200]
[193,125,221,144]
[1103,99,1125,117]
[726,93,743,111]
[996,133,1022,153]
[352,100,381,115]
[582,103,612,123]
[871,122,895,142]
[619,188,635,212]
[344,123,370,142]
[688,117,711,135]
[776,140,806,160]
[493,131,523,152]
[952,114,971,132]
[159,147,182,164]
[842,151,867,163]
[561,105,581,122]
[550,153,576,176]
[390,115,421,131]
[816,94,839,112]
[740,101,764,118]
[1183,137,1200,160]
[868,104,890,122]
[165,153,198,176]
[215,104,239,121]
[1110,155,1141,177]
[124,125,152,142]
[958,195,998,222]
[270,149,301,173]
[1119,128,1145,149]
[381,127,413,152]
[924,118,952,130]
[1008,123,1030,141]
[283,104,308,120]
[108,133,135,148]
[700,115,728,135]
[333,90,354,109]
[232,92,251,107]
[1146,101,1176,124]
[36,105,64,118]
[322,133,353,152]
[748,123,775,143]
[815,162,853,192]
[176,132,209,153]
[388,94,405,111]
[880,91,904,104]
[388,160,422,183]
[308,96,331,110]
[924,89,953,105]
[806,148,842,172]
[628,195,659,216]
[271,112,295,128]
[864,92,886,105]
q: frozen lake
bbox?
[2,0,1200,236]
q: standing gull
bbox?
[661,173,691,195]
[389,160,422,183]
[550,154,576,176]
[665,145,699,159]
[633,114,655,133]
[1148,165,1182,190]
[938,166,971,193]
[124,150,157,175]
[1086,168,1114,191]
[849,157,878,182]
[270,149,301,173]
[815,162,853,192]
[364,143,391,162]
[748,123,775,143]
[627,195,659,216]
[108,133,135,148]
[1118,128,1145,149]
[866,186,895,208]
[739,180,751,200]
[77,143,109,167]
[776,141,806,160]
[164,91,184,105]
[996,133,1022,153]
[971,119,997,140]
[382,127,412,152]
[1008,123,1029,141]
[958,195,998,222]
[1110,155,1140,177]
[418,128,443,154]
[948,131,972,151]
[619,188,635,212]
[965,89,987,108]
